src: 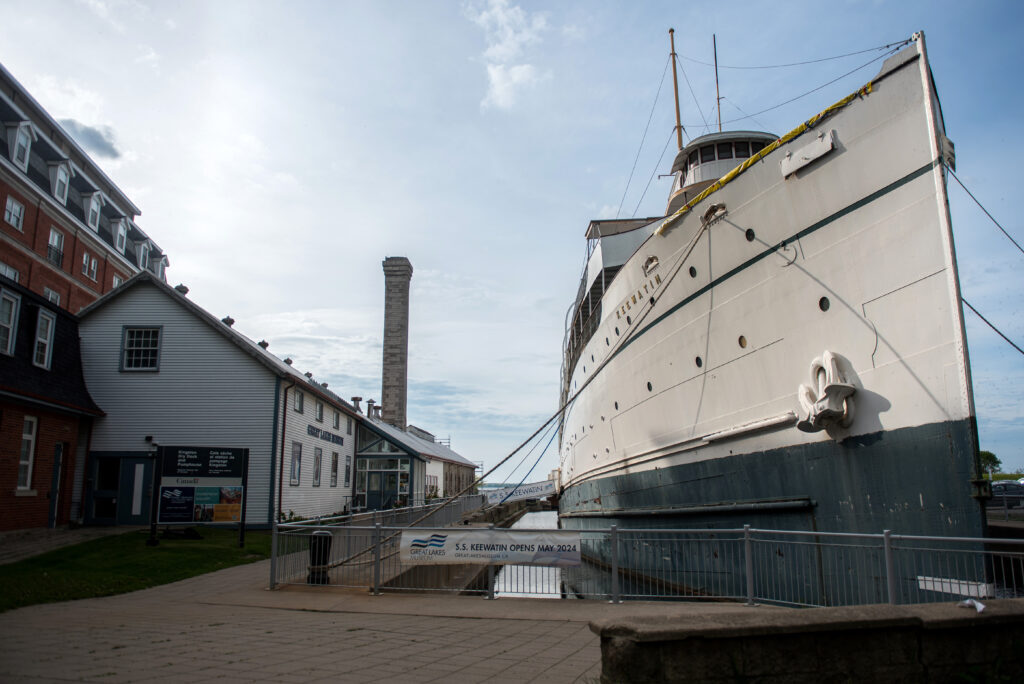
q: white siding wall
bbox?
[279,389,355,519]
[79,285,279,525]
[425,459,443,498]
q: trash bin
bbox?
[308,530,332,585]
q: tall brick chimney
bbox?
[381,256,413,429]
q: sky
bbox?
[2,0,1022,477]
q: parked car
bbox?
[989,480,1024,508]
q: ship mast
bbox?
[669,28,683,151]
[713,34,722,132]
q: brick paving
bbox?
[0,532,777,683]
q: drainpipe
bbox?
[278,379,296,523]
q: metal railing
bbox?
[270,521,1024,607]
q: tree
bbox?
[979,450,1002,476]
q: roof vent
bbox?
[351,397,362,413]
[221,316,235,327]
[284,358,293,365]
[258,340,269,349]
[305,371,313,379]
[321,382,328,388]
[366,399,376,417]
[174,284,189,295]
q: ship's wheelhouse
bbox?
[666,130,777,213]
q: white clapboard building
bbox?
[76,272,358,526]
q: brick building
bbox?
[0,275,102,530]
[0,61,168,313]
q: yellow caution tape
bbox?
[656,82,874,236]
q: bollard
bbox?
[883,529,897,605]
[372,523,382,596]
[744,525,755,606]
[610,525,620,604]
[307,530,332,585]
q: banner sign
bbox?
[157,446,247,525]
[399,529,581,567]
[485,480,556,505]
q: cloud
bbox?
[76,0,127,33]
[465,0,549,110]
[135,44,160,71]
[58,119,122,159]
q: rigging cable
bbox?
[678,60,709,133]
[946,165,1024,257]
[499,426,560,505]
[677,39,911,70]
[962,298,1024,357]
[617,54,671,219]
[631,128,677,217]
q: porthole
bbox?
[689,266,697,278]
[606,337,610,346]
[695,356,703,368]
[614,401,619,410]
[615,327,620,335]
[649,297,655,306]
[819,296,830,312]
[591,354,595,362]
[738,335,747,349]
[626,316,632,325]
[583,366,586,373]
[646,381,653,392]
[745,228,756,242]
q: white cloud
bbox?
[466,0,549,110]
[24,75,106,123]
[135,44,160,71]
[76,0,127,33]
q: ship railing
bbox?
[269,522,1024,608]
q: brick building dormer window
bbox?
[4,196,24,231]
[138,242,150,270]
[84,193,103,231]
[115,219,128,253]
[33,309,55,369]
[49,161,73,205]
[7,123,36,172]
[0,288,20,355]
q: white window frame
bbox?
[0,288,20,355]
[33,309,56,369]
[43,287,60,306]
[121,326,161,371]
[112,274,123,288]
[330,452,339,487]
[19,416,37,490]
[0,260,19,284]
[82,252,97,280]
[85,194,102,231]
[294,390,304,413]
[313,447,323,487]
[347,416,352,436]
[53,163,70,204]
[48,228,64,267]
[290,442,302,486]
[315,401,324,423]
[4,196,24,231]
[333,410,340,430]
[138,242,150,270]
[12,125,33,171]
[115,220,128,253]
[344,453,352,487]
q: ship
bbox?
[556,32,990,604]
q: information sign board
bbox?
[399,529,581,567]
[157,446,247,525]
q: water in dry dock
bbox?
[494,510,561,598]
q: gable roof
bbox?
[362,415,477,469]
[77,272,359,417]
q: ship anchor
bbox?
[796,351,856,434]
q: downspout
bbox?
[268,377,281,525]
[278,378,295,522]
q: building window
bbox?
[313,447,323,487]
[4,196,24,231]
[43,288,61,306]
[13,126,33,170]
[0,289,20,355]
[138,243,150,270]
[294,390,304,413]
[330,452,339,487]
[115,220,127,253]
[0,261,18,283]
[53,164,70,204]
[19,416,37,489]
[315,401,324,423]
[47,229,64,268]
[344,454,351,487]
[347,416,352,435]
[112,274,123,288]
[33,309,55,369]
[333,410,340,430]
[82,252,97,280]
[86,194,101,231]
[290,442,302,485]
[121,327,161,371]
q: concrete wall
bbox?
[591,600,1024,683]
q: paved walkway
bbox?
[0,551,778,683]
[0,526,147,565]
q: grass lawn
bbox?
[0,526,270,613]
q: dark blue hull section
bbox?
[559,419,988,605]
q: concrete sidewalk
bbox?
[0,556,777,683]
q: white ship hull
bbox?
[557,35,986,550]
